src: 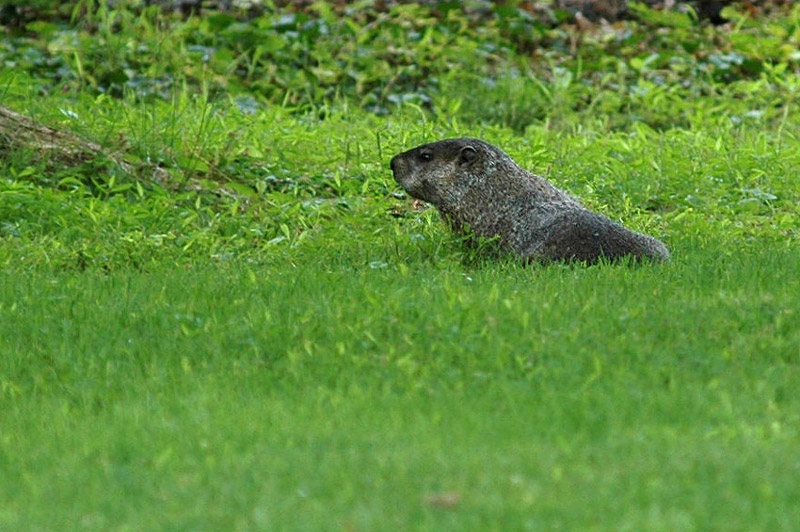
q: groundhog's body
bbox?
[390,138,669,263]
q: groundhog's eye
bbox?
[418,152,432,162]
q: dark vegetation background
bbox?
[2,0,797,128]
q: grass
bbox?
[2,1,800,530]
[2,245,800,531]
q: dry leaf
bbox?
[423,491,462,509]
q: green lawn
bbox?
[2,1,800,530]
[2,242,800,530]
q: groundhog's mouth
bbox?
[389,157,413,191]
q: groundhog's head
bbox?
[390,138,499,206]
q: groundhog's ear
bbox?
[458,145,478,165]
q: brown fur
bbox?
[390,138,669,263]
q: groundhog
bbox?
[390,138,669,264]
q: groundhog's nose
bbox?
[389,156,397,173]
